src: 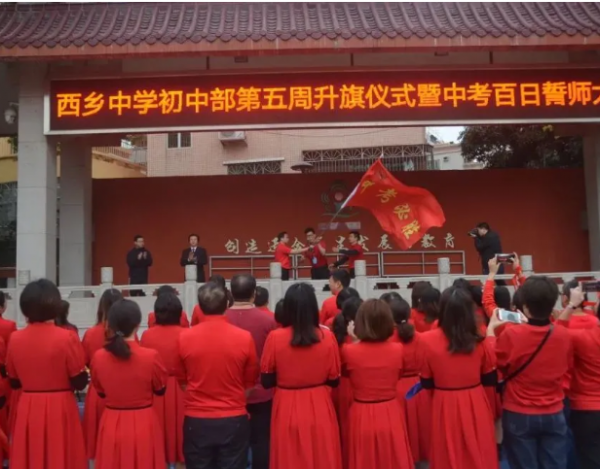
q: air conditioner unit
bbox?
[218,131,246,144]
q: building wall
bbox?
[147,127,427,176]
[433,143,469,171]
[92,168,588,284]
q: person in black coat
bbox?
[470,222,505,278]
[180,233,208,283]
[126,235,153,296]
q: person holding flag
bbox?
[331,231,365,278]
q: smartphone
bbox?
[496,253,515,263]
[498,309,522,324]
[581,281,600,293]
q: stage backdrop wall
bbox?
[92,168,589,285]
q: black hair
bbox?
[380,292,403,303]
[304,227,315,235]
[330,269,351,289]
[254,286,269,307]
[470,285,483,308]
[133,234,143,241]
[387,297,415,343]
[96,288,124,325]
[418,286,441,324]
[562,279,587,308]
[476,222,490,231]
[0,290,5,309]
[439,286,482,354]
[277,231,288,241]
[20,279,62,323]
[494,286,512,311]
[411,281,431,309]
[349,231,360,239]
[55,299,78,332]
[452,278,473,293]
[274,299,288,326]
[104,299,141,360]
[154,292,183,325]
[512,289,524,312]
[231,274,256,302]
[284,283,320,347]
[336,287,360,310]
[188,233,199,241]
[208,274,226,289]
[156,285,177,297]
[332,297,363,346]
[520,276,559,319]
[198,282,229,315]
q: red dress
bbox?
[141,326,185,464]
[391,331,431,463]
[7,323,87,469]
[91,342,168,469]
[147,311,190,328]
[0,316,17,437]
[410,309,437,333]
[191,305,205,326]
[81,323,107,459]
[420,328,498,469]
[342,341,414,469]
[261,327,342,469]
[331,336,354,469]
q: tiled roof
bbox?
[0,2,599,51]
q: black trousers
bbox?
[349,268,355,279]
[183,415,250,469]
[247,400,272,469]
[310,266,330,280]
[281,269,290,281]
[570,409,600,469]
[130,286,145,297]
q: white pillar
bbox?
[16,63,57,281]
[353,260,368,299]
[59,140,92,286]
[100,267,113,292]
[520,255,533,276]
[437,257,451,291]
[183,265,198,320]
[268,262,283,311]
[584,134,600,270]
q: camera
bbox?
[468,228,478,237]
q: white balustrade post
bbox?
[437,258,451,291]
[520,255,533,276]
[354,260,368,299]
[16,270,30,328]
[6,278,15,289]
[183,265,198,321]
[99,267,113,295]
[269,263,283,311]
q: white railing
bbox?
[2,256,599,338]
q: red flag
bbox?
[343,159,445,249]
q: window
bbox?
[227,161,282,175]
[167,132,191,149]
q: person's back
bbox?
[142,325,184,376]
[0,316,16,346]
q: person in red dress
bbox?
[178,281,258,469]
[147,285,190,328]
[332,296,362,469]
[320,270,351,325]
[304,228,330,280]
[7,279,88,469]
[341,299,414,469]
[55,300,79,334]
[254,286,274,316]
[331,231,364,279]
[382,292,431,466]
[420,286,498,469]
[0,291,14,442]
[92,299,167,469]
[324,287,360,330]
[190,275,233,326]
[141,292,186,468]
[274,232,309,281]
[273,299,285,328]
[410,284,440,333]
[81,288,123,462]
[261,283,342,469]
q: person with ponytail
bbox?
[342,299,413,469]
[420,286,498,468]
[382,293,431,467]
[141,293,186,468]
[411,285,441,333]
[7,279,88,469]
[332,296,362,469]
[261,283,342,469]
[323,287,360,329]
[91,299,168,469]
[81,287,123,462]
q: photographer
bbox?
[469,222,504,276]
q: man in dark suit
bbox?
[126,234,153,296]
[180,233,208,282]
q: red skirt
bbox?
[96,406,165,469]
[8,388,21,437]
[332,377,353,469]
[83,384,105,459]
[348,399,414,469]
[271,386,342,469]
[11,390,87,469]
[153,376,184,463]
[429,387,498,469]
[396,376,431,462]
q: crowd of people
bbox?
[0,252,598,469]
